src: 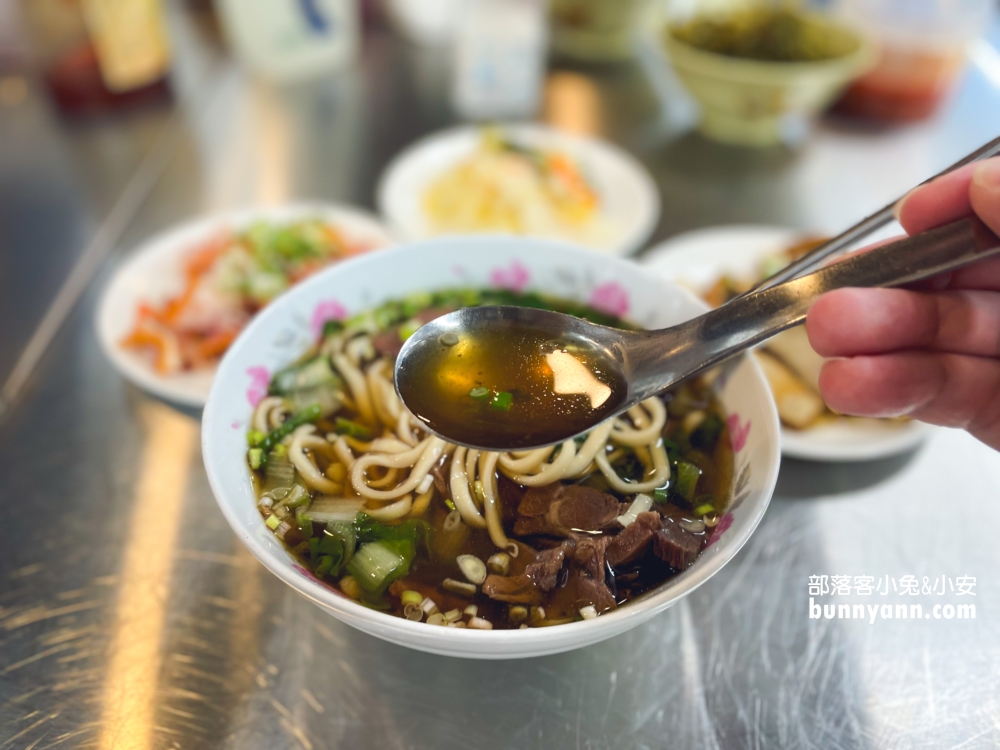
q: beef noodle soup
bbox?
[247,289,734,630]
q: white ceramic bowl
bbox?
[202,236,781,659]
[376,124,660,257]
[97,203,395,407]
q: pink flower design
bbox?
[246,366,270,407]
[588,281,630,318]
[705,513,733,548]
[489,260,531,292]
[726,414,751,452]
[231,421,240,430]
[310,299,348,339]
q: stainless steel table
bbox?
[2,9,1000,749]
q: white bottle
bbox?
[216,0,359,83]
[451,0,548,121]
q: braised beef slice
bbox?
[606,512,661,569]
[484,540,572,604]
[653,519,703,571]
[524,542,571,592]
[566,536,616,613]
[565,571,617,613]
[497,474,526,527]
[482,574,542,605]
[514,484,621,537]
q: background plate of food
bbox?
[642,225,932,462]
[376,124,660,256]
[97,204,395,407]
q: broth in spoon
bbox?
[395,322,628,450]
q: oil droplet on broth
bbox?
[398,326,627,449]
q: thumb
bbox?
[970,158,1000,238]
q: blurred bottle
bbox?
[549,0,648,62]
[834,0,993,121]
[23,0,172,115]
[216,0,359,82]
[451,0,548,120]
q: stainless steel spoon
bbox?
[395,216,1000,451]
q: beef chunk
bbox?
[430,454,451,496]
[497,475,526,527]
[566,536,616,613]
[524,542,571,592]
[514,484,621,537]
[482,574,542,605]
[653,519,703,571]
[373,329,404,357]
[572,535,610,581]
[606,512,661,569]
[484,541,572,604]
[565,571,617,613]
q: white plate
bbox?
[642,225,932,462]
[97,204,395,407]
[376,124,660,256]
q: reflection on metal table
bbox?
[2,9,1000,750]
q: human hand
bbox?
[806,157,1000,450]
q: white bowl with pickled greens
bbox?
[202,236,780,659]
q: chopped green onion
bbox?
[264,450,295,491]
[247,430,265,447]
[270,356,340,396]
[314,555,334,578]
[248,448,263,471]
[271,443,288,458]
[335,417,372,440]
[468,386,490,401]
[265,514,282,530]
[284,484,310,509]
[399,319,422,341]
[296,509,313,538]
[325,522,357,569]
[321,319,344,339]
[693,502,715,517]
[490,391,513,411]
[690,413,725,452]
[255,404,322,465]
[653,488,669,504]
[675,460,702,503]
[444,497,456,511]
[347,541,408,594]
[401,589,423,606]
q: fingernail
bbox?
[973,157,1000,190]
[892,190,913,222]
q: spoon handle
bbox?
[744,134,1000,294]
[633,216,1000,394]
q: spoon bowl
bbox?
[396,216,1000,451]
